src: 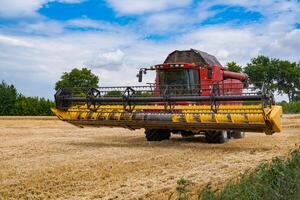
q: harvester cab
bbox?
[137,49,248,97]
[52,49,282,144]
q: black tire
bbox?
[145,129,171,141]
[230,131,245,139]
[205,131,229,144]
[180,131,194,138]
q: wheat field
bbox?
[0,115,300,199]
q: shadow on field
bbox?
[67,135,272,152]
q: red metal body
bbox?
[153,63,246,97]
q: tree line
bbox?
[0,81,54,116]
[0,68,98,116]
[226,55,300,102]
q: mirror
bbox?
[137,70,143,82]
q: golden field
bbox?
[0,115,300,199]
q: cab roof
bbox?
[164,49,222,67]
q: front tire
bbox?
[205,131,229,144]
[145,129,171,141]
[180,131,195,138]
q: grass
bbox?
[175,178,190,200]
[176,146,300,200]
[279,101,300,114]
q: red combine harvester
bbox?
[138,49,248,100]
[52,49,282,143]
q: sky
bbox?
[0,0,300,100]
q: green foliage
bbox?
[0,81,54,116]
[104,90,123,97]
[226,61,242,73]
[176,178,190,200]
[136,91,152,97]
[13,95,55,116]
[278,101,300,114]
[244,55,277,91]
[276,61,300,102]
[198,186,215,200]
[198,147,300,200]
[0,81,18,115]
[295,93,300,101]
[55,68,99,90]
[244,56,300,101]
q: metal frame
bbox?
[55,82,274,113]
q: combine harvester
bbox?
[52,49,282,143]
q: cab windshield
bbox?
[158,69,199,95]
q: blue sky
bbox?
[40,1,123,22]
[0,0,300,99]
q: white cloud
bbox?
[142,10,192,33]
[268,29,300,59]
[66,19,129,33]
[1,0,300,102]
[20,20,65,35]
[0,0,45,18]
[107,0,192,15]
[1,18,300,100]
[0,0,84,18]
[0,21,143,98]
[0,35,32,47]
[86,49,125,69]
[179,26,264,64]
[131,7,203,36]
[201,0,300,24]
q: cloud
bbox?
[1,0,300,102]
[66,19,129,33]
[141,10,193,34]
[86,49,125,69]
[0,0,44,18]
[0,35,32,47]
[106,0,192,15]
[268,29,300,59]
[0,20,142,98]
[179,26,263,64]
[0,0,84,18]
[1,18,300,100]
[202,0,300,23]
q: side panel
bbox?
[200,66,211,96]
[200,65,223,96]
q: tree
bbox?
[276,60,300,102]
[14,95,55,116]
[0,81,17,115]
[55,68,99,90]
[244,55,277,91]
[244,56,300,101]
[226,61,242,73]
[0,81,55,116]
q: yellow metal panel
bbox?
[231,114,247,123]
[172,115,181,122]
[185,114,197,123]
[51,104,282,134]
[267,105,283,133]
[247,114,264,123]
[215,114,231,123]
[199,114,214,122]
